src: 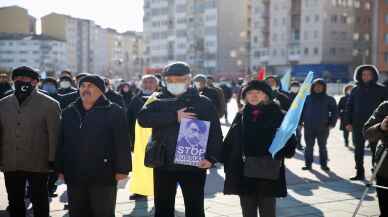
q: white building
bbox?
[250,0,372,80]
[41,13,110,75]
[143,0,250,75]
[0,33,66,72]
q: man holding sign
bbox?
[138,62,223,217]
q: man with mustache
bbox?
[0,66,61,217]
[56,74,131,217]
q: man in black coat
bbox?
[138,62,223,217]
[56,75,131,217]
[301,79,338,171]
[57,74,77,95]
[345,65,388,180]
[193,74,224,118]
[338,84,354,147]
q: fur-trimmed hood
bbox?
[353,64,379,85]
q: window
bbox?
[385,33,388,44]
[384,52,388,63]
[304,47,309,55]
[314,47,319,55]
[314,30,319,39]
[385,14,388,24]
[330,48,337,55]
[315,15,320,22]
[305,15,310,23]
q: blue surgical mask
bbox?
[166,82,188,96]
[42,83,57,94]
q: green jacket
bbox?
[0,89,61,172]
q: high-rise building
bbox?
[372,0,388,74]
[0,6,36,34]
[41,13,109,75]
[250,0,373,80]
[0,33,66,72]
[143,0,250,75]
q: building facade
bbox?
[0,33,66,72]
[250,0,373,80]
[0,6,36,34]
[143,0,250,75]
[372,0,388,74]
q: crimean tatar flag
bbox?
[268,71,314,158]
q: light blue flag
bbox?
[280,70,291,92]
[269,71,314,158]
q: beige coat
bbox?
[0,89,61,172]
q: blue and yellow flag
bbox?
[269,71,314,158]
[129,93,158,196]
[280,70,291,92]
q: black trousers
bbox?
[239,193,276,217]
[376,176,388,217]
[67,184,117,217]
[153,168,207,217]
[304,128,330,167]
[47,172,58,194]
[352,126,378,174]
[352,127,366,176]
[4,171,49,217]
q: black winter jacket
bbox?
[302,80,338,130]
[137,88,223,171]
[345,65,388,128]
[222,103,296,197]
[56,96,132,186]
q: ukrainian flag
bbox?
[269,71,314,158]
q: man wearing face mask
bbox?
[345,65,388,180]
[40,77,60,100]
[0,70,13,99]
[265,76,291,112]
[0,66,61,217]
[193,74,224,118]
[58,74,77,95]
[138,62,223,217]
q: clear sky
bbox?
[0,0,144,33]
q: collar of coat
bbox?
[10,88,39,109]
[70,95,112,112]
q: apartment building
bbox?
[0,33,66,72]
[0,6,36,34]
[372,0,388,75]
[143,0,250,75]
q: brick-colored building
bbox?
[372,0,388,74]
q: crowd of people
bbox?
[0,62,387,217]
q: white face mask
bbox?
[166,82,188,96]
[142,89,153,96]
[59,81,72,89]
[290,86,299,93]
[194,82,202,89]
[271,86,279,91]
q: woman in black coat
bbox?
[222,80,297,217]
